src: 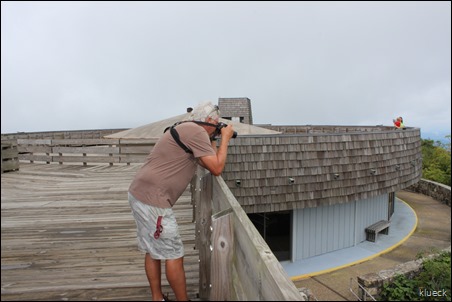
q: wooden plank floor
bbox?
[1,163,199,301]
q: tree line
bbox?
[421,135,451,186]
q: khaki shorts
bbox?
[128,192,184,260]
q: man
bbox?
[128,101,235,301]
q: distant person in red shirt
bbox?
[393,116,405,129]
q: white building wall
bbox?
[294,194,389,260]
[355,194,389,243]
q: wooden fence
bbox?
[15,138,157,165]
[192,167,305,301]
[1,140,19,173]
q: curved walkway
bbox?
[291,190,451,301]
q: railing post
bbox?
[210,208,233,301]
[195,169,212,300]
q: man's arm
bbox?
[199,125,234,176]
[198,140,217,170]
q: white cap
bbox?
[189,101,220,122]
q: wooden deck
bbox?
[1,163,199,301]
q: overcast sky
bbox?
[1,1,451,140]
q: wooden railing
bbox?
[192,167,305,301]
[14,138,156,165]
[1,140,19,173]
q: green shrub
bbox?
[379,252,451,301]
[421,138,451,186]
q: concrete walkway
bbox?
[291,190,451,301]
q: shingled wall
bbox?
[219,97,253,124]
[221,127,422,214]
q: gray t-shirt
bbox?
[129,122,215,208]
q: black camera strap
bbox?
[163,121,218,154]
[169,126,193,154]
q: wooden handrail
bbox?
[193,167,305,301]
[12,138,155,165]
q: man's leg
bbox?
[166,257,189,301]
[145,253,165,301]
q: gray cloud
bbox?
[1,2,450,140]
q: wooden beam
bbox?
[210,209,233,301]
[196,171,212,300]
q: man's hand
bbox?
[199,124,234,176]
[220,124,235,141]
